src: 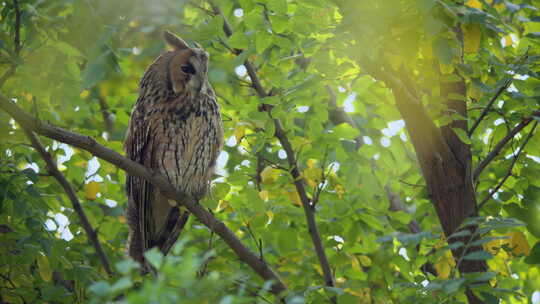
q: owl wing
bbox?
[207,89,224,167]
[125,103,154,254]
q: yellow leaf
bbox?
[306,158,318,169]
[37,253,52,282]
[234,125,246,142]
[465,0,482,9]
[484,238,502,255]
[335,183,345,199]
[487,250,510,276]
[284,185,302,206]
[509,231,530,256]
[266,210,274,224]
[217,200,227,211]
[350,254,362,271]
[303,167,323,188]
[260,166,280,184]
[85,181,100,200]
[79,90,90,99]
[435,249,456,279]
[358,255,372,267]
[502,35,513,47]
[486,0,505,11]
[469,84,483,101]
[259,190,270,201]
[463,24,481,53]
[440,63,455,75]
[23,92,33,101]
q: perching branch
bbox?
[468,78,512,136]
[477,121,538,210]
[209,2,336,294]
[23,129,114,276]
[473,117,534,182]
[0,95,287,297]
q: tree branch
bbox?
[272,119,335,290]
[0,0,22,88]
[209,2,336,295]
[0,95,287,297]
[477,121,538,210]
[473,117,533,182]
[13,0,21,55]
[23,129,114,276]
[97,95,115,136]
[468,78,512,136]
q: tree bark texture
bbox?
[391,73,486,304]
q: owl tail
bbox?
[154,207,190,255]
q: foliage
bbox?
[1,0,539,303]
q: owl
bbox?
[124,31,223,269]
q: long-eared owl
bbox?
[124,31,223,268]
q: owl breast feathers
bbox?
[124,31,223,268]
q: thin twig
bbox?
[473,117,533,181]
[97,95,115,136]
[0,0,22,88]
[477,122,538,210]
[0,66,16,88]
[468,78,512,136]
[23,130,114,276]
[0,94,288,296]
[272,119,336,291]
[13,0,21,54]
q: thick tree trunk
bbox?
[391,75,486,304]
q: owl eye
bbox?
[181,64,196,75]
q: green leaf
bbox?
[442,278,465,294]
[359,213,384,231]
[525,241,540,264]
[391,211,412,225]
[110,277,133,294]
[228,32,250,49]
[267,0,287,14]
[463,250,493,260]
[255,30,273,53]
[270,15,289,33]
[115,259,139,275]
[333,123,360,140]
[144,248,164,269]
[433,38,454,65]
[452,128,471,144]
[89,281,111,296]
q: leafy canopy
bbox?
[1,0,539,303]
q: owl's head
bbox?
[163,31,209,94]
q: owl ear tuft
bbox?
[163,30,189,50]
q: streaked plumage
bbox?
[124,31,223,268]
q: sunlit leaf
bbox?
[463,24,481,54]
[37,253,52,282]
[85,181,100,200]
